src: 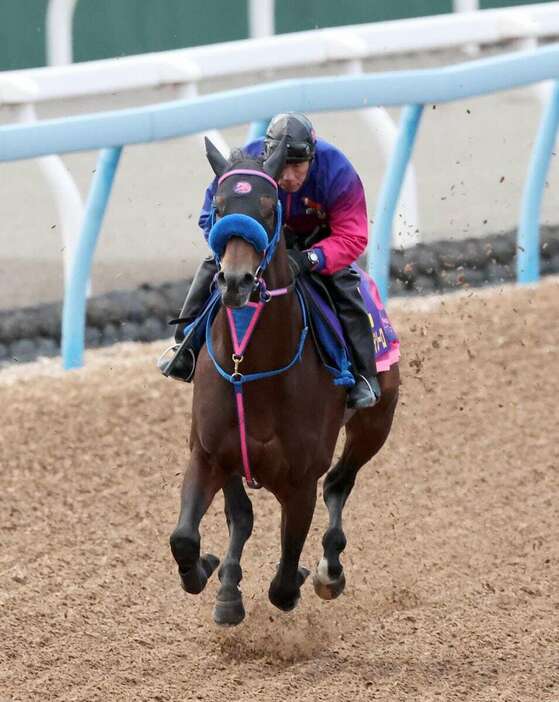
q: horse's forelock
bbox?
[225,148,265,173]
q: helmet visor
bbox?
[266,139,314,163]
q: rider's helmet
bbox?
[264,112,316,163]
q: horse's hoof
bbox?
[178,553,220,594]
[213,593,245,627]
[201,553,220,578]
[270,591,301,612]
[313,559,346,600]
[269,566,309,612]
[313,572,346,600]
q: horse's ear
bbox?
[263,135,288,181]
[205,137,228,177]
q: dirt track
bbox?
[1,279,558,702]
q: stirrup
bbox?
[157,343,196,383]
[347,374,381,409]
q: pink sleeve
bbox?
[315,177,369,275]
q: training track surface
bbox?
[1,279,558,701]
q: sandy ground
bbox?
[0,279,558,701]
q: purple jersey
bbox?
[199,138,369,274]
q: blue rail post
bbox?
[517,81,559,284]
[62,146,123,370]
[246,118,269,144]
[368,104,424,302]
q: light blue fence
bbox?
[0,44,558,369]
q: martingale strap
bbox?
[206,286,308,488]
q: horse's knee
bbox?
[170,528,200,569]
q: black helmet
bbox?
[264,112,316,163]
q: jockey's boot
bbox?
[158,256,218,382]
[323,267,381,410]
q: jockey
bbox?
[159,112,381,409]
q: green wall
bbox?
[276,0,451,33]
[0,0,46,70]
[0,0,555,71]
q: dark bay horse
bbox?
[169,138,400,626]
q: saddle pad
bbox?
[356,266,400,372]
[299,265,400,375]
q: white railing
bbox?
[4,3,559,104]
[1,3,559,284]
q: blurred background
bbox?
[1,0,558,311]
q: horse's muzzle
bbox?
[217,269,256,308]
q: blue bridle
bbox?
[208,200,283,275]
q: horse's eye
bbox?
[260,196,275,219]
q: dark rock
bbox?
[460,238,486,269]
[411,244,438,276]
[102,323,120,346]
[461,268,487,287]
[120,321,141,342]
[485,261,514,284]
[485,233,516,264]
[136,288,171,319]
[35,337,58,358]
[541,233,559,259]
[87,290,145,326]
[10,338,37,362]
[542,253,559,275]
[0,312,37,344]
[436,240,467,270]
[160,281,189,312]
[389,250,405,278]
[139,317,165,342]
[37,307,62,340]
[411,274,437,294]
[85,326,103,348]
[438,269,468,290]
[87,295,124,327]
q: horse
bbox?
[169,137,400,626]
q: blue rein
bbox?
[208,200,283,274]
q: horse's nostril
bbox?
[242,273,255,287]
[217,271,226,286]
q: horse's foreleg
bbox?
[213,474,254,626]
[170,449,225,595]
[268,483,316,612]
[314,367,400,600]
